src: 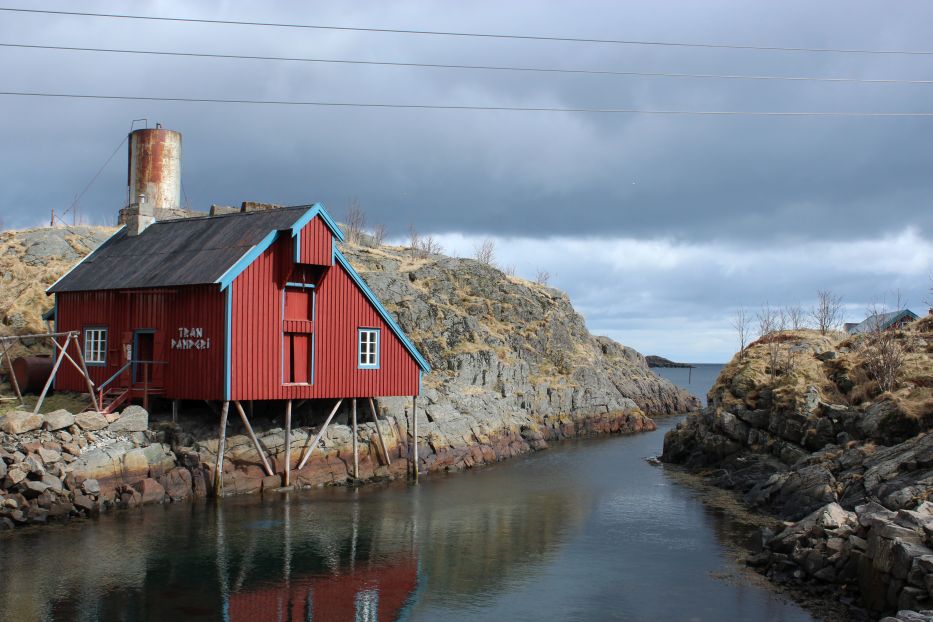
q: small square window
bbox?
[358,329,379,369]
[84,327,108,365]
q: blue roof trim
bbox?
[334,249,431,373]
[215,229,280,290]
[289,202,345,242]
[217,204,345,290]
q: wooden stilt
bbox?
[213,401,230,498]
[297,399,343,470]
[172,399,179,423]
[0,343,24,405]
[71,334,100,412]
[234,401,273,476]
[368,398,391,465]
[33,334,71,415]
[412,395,419,483]
[284,400,292,487]
[352,398,359,479]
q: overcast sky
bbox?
[1,1,931,361]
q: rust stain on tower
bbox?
[127,126,182,211]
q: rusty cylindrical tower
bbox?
[127,125,182,213]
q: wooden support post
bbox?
[284,400,293,487]
[0,343,24,405]
[233,401,273,477]
[142,362,150,412]
[352,398,359,479]
[71,333,100,412]
[412,395,419,483]
[368,398,391,465]
[172,399,179,423]
[297,399,343,470]
[213,401,230,498]
[33,334,71,416]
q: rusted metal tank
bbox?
[127,125,182,212]
[12,355,53,394]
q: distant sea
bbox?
[652,363,724,407]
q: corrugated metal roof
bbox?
[847,309,919,334]
[49,206,314,293]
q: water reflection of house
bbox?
[229,560,419,622]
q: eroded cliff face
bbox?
[344,242,698,426]
[662,320,933,618]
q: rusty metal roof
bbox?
[48,205,317,293]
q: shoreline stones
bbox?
[0,402,662,532]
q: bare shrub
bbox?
[731,307,752,358]
[371,223,387,246]
[860,302,907,393]
[503,264,516,277]
[474,239,496,265]
[407,225,421,258]
[345,199,365,245]
[811,290,843,335]
[535,269,551,286]
[757,303,787,382]
[785,305,806,330]
[419,234,443,257]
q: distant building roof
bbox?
[846,309,919,334]
[47,205,341,293]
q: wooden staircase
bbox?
[99,387,131,414]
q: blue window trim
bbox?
[82,325,109,367]
[358,327,380,369]
[285,282,315,289]
[334,249,431,372]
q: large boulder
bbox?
[1,411,43,435]
[43,409,75,431]
[74,411,108,432]
[132,478,165,505]
[108,406,148,433]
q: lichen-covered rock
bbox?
[1,412,43,434]
[108,406,148,433]
[74,411,108,432]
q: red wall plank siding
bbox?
[54,285,225,400]
[296,216,333,266]
[229,238,420,400]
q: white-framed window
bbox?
[84,327,108,365]
[358,328,379,369]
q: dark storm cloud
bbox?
[1,0,931,361]
[1,0,932,239]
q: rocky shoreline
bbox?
[662,322,933,621]
[1,400,656,531]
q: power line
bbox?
[4,42,933,86]
[61,134,127,222]
[2,90,933,116]
[2,6,933,57]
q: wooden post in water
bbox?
[234,401,273,477]
[351,398,359,479]
[297,399,343,470]
[284,400,292,487]
[412,395,419,483]
[214,401,230,498]
[368,398,391,465]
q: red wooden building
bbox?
[47,202,430,408]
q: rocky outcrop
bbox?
[344,242,699,427]
[662,323,933,618]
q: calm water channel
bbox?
[0,363,817,622]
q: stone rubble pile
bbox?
[1,402,656,531]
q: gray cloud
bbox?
[1,0,931,359]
